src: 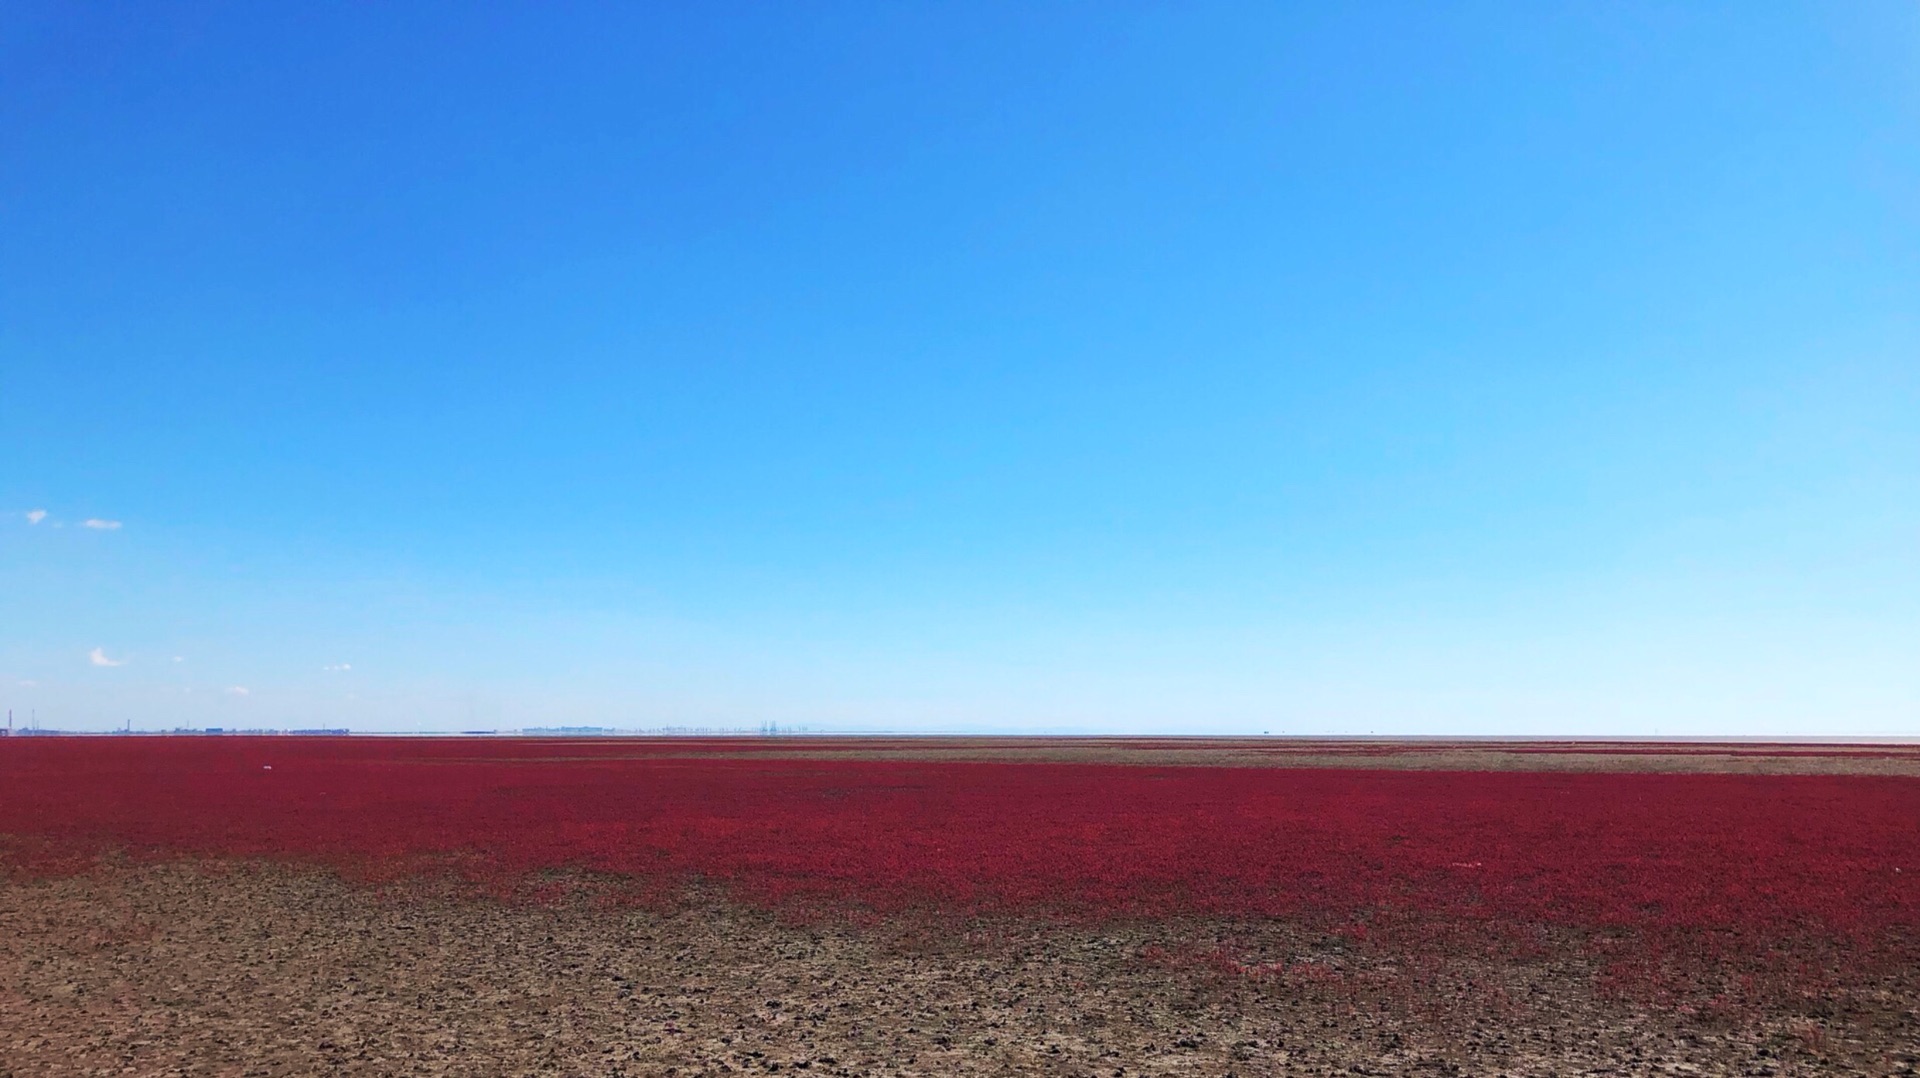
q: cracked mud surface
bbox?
[4,864,1914,1077]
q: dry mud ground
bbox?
[5,865,1916,1078]
[4,740,1917,1077]
[642,738,1920,776]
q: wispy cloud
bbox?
[226,686,250,696]
[25,509,47,525]
[323,662,352,672]
[89,647,125,667]
[172,656,185,663]
[16,679,37,688]
[82,518,123,530]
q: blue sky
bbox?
[4,2,1916,734]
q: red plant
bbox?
[2,736,1914,998]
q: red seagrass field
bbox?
[7,736,1918,935]
[4,736,1918,1076]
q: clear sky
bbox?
[4,3,1916,735]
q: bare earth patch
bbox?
[427,737,1920,776]
[3,863,1915,1078]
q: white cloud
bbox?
[323,663,352,672]
[17,679,37,688]
[82,518,123,530]
[172,656,185,663]
[25,509,47,525]
[89,647,125,667]
[226,686,250,696]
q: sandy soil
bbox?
[4,863,1915,1078]
[444,738,1920,776]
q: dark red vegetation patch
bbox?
[3,739,1915,960]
